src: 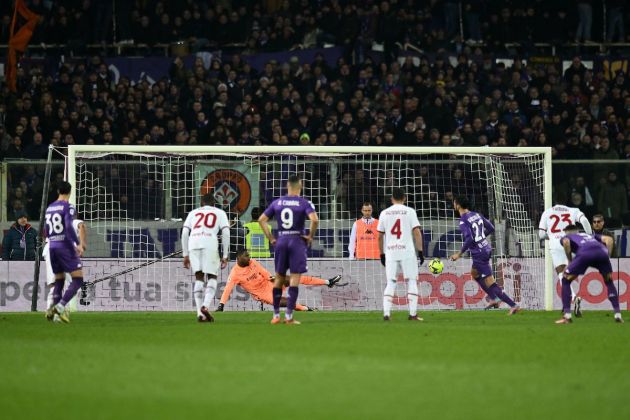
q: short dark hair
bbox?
[201,193,215,205]
[236,248,248,257]
[392,188,405,201]
[564,224,578,231]
[592,214,605,221]
[251,207,261,219]
[288,175,301,185]
[454,196,470,209]
[362,201,372,208]
[57,181,72,195]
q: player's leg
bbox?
[300,276,328,286]
[189,250,206,320]
[383,260,399,320]
[597,257,623,323]
[284,237,308,324]
[51,249,84,323]
[471,266,500,309]
[478,253,518,314]
[271,240,289,323]
[557,257,589,324]
[402,258,422,321]
[552,247,581,315]
[199,250,219,322]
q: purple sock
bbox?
[272,287,282,316]
[476,278,497,300]
[286,286,299,318]
[52,280,65,306]
[488,283,516,308]
[60,277,83,306]
[561,278,572,314]
[606,281,621,313]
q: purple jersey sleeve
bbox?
[459,220,475,254]
[481,215,495,236]
[263,200,277,218]
[65,204,80,245]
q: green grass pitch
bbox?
[1,311,628,420]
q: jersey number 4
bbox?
[549,213,571,233]
[391,219,402,239]
[194,212,217,228]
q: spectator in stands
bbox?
[2,211,37,261]
[598,172,628,221]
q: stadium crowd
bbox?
[1,1,630,225]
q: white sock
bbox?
[407,279,418,317]
[46,285,54,309]
[570,283,577,301]
[383,280,396,316]
[193,280,204,315]
[203,279,218,308]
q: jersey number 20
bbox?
[194,212,217,228]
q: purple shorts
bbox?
[471,249,493,279]
[49,246,82,274]
[566,249,612,276]
[274,235,307,275]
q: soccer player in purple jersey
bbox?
[44,181,85,323]
[258,175,319,325]
[556,225,622,324]
[449,196,520,315]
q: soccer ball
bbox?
[428,258,444,275]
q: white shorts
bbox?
[385,257,418,282]
[550,246,568,269]
[188,248,220,276]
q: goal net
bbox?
[62,146,551,312]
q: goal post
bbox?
[64,145,553,312]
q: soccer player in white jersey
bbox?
[539,204,592,317]
[377,188,425,321]
[43,218,86,322]
[182,193,230,322]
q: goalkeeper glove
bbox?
[216,303,224,312]
[417,250,424,265]
[380,253,386,266]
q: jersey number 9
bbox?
[281,208,294,229]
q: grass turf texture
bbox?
[1,311,628,420]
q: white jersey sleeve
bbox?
[377,204,419,260]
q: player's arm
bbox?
[217,275,237,311]
[538,212,549,240]
[594,234,614,256]
[303,210,319,245]
[450,223,473,261]
[377,228,385,266]
[481,215,495,236]
[78,222,87,251]
[219,212,230,268]
[348,221,357,259]
[181,213,192,268]
[411,212,424,264]
[66,206,82,255]
[561,237,572,262]
[258,210,276,245]
[577,211,592,234]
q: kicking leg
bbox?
[484,275,519,314]
[472,267,499,309]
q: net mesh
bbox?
[70,149,547,311]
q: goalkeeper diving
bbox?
[217,248,343,311]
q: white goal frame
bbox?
[67,145,554,310]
